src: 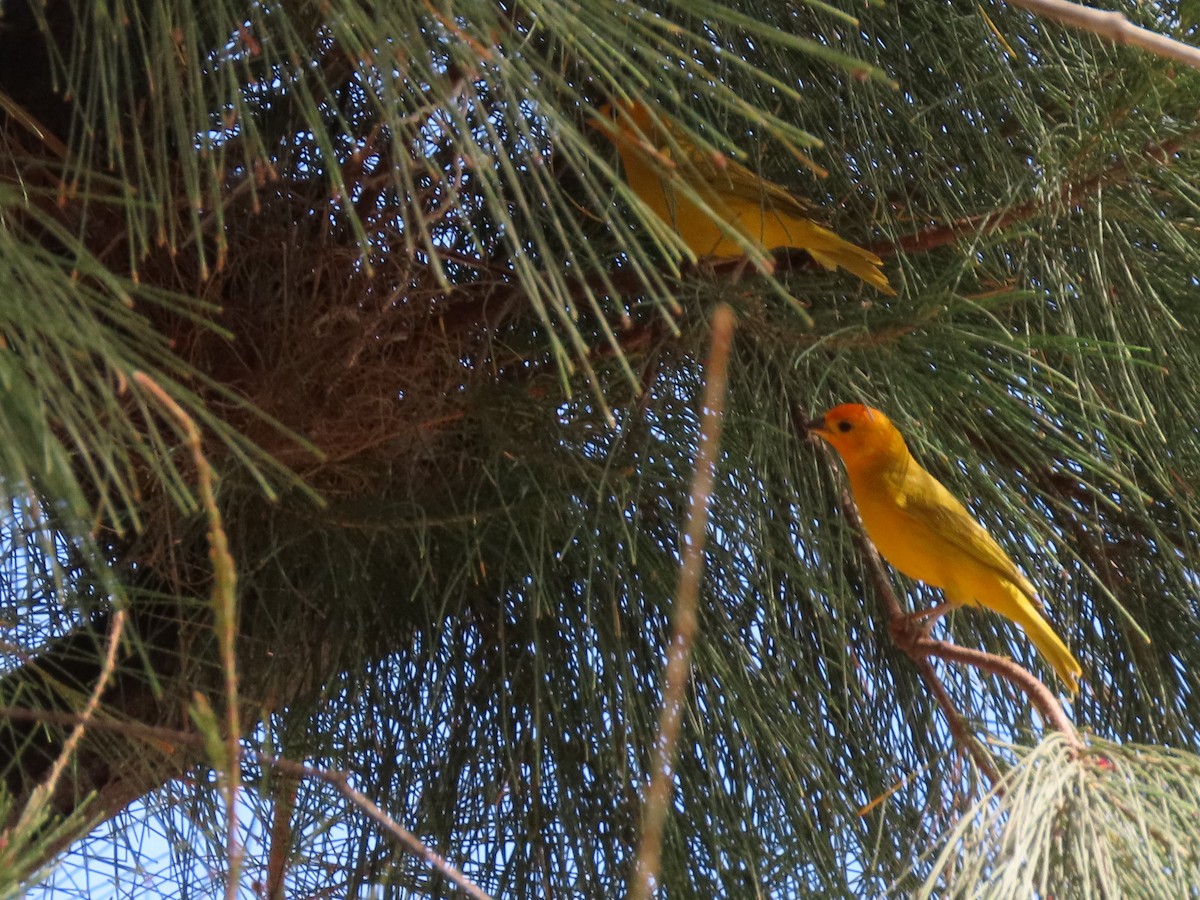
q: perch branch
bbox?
[876,134,1186,258]
[796,406,1082,785]
[911,634,1078,739]
[842,471,1079,746]
[835,479,1005,789]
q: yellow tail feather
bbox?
[1019,608,1083,694]
[982,578,1082,694]
[773,214,895,295]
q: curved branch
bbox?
[915,635,1078,739]
[792,408,1002,786]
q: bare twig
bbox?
[3,608,128,839]
[631,304,736,900]
[916,636,1079,739]
[133,372,243,897]
[262,756,495,900]
[833,460,1080,748]
[1007,0,1200,70]
[266,769,299,900]
[0,706,495,900]
[838,460,1082,745]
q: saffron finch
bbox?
[808,403,1081,693]
[596,100,894,294]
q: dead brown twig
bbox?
[903,629,1078,738]
[1,607,128,841]
[265,769,299,900]
[631,304,736,900]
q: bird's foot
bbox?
[908,601,951,633]
[890,602,951,650]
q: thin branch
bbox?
[915,635,1079,740]
[3,608,128,839]
[0,706,202,751]
[261,756,495,900]
[449,132,1189,380]
[1007,0,1200,69]
[132,372,243,898]
[632,304,736,900]
[876,135,1186,257]
[0,706,494,900]
[824,451,1081,748]
[794,404,1082,785]
[266,768,299,900]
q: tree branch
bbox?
[3,608,128,845]
[875,134,1186,257]
[632,304,736,900]
[836,482,1005,788]
[853,484,1079,745]
[1007,0,1200,70]
[912,634,1078,739]
[265,756,496,900]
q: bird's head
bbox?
[805,403,906,471]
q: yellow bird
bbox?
[807,403,1082,693]
[595,100,894,294]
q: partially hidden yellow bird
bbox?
[808,403,1082,693]
[595,100,894,294]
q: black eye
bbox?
[837,421,852,433]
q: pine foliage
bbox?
[1,0,1200,896]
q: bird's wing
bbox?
[604,103,816,215]
[893,464,1041,605]
[662,122,818,216]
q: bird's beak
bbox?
[804,418,830,439]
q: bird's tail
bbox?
[997,583,1082,694]
[773,214,896,295]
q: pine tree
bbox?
[2,0,1199,895]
